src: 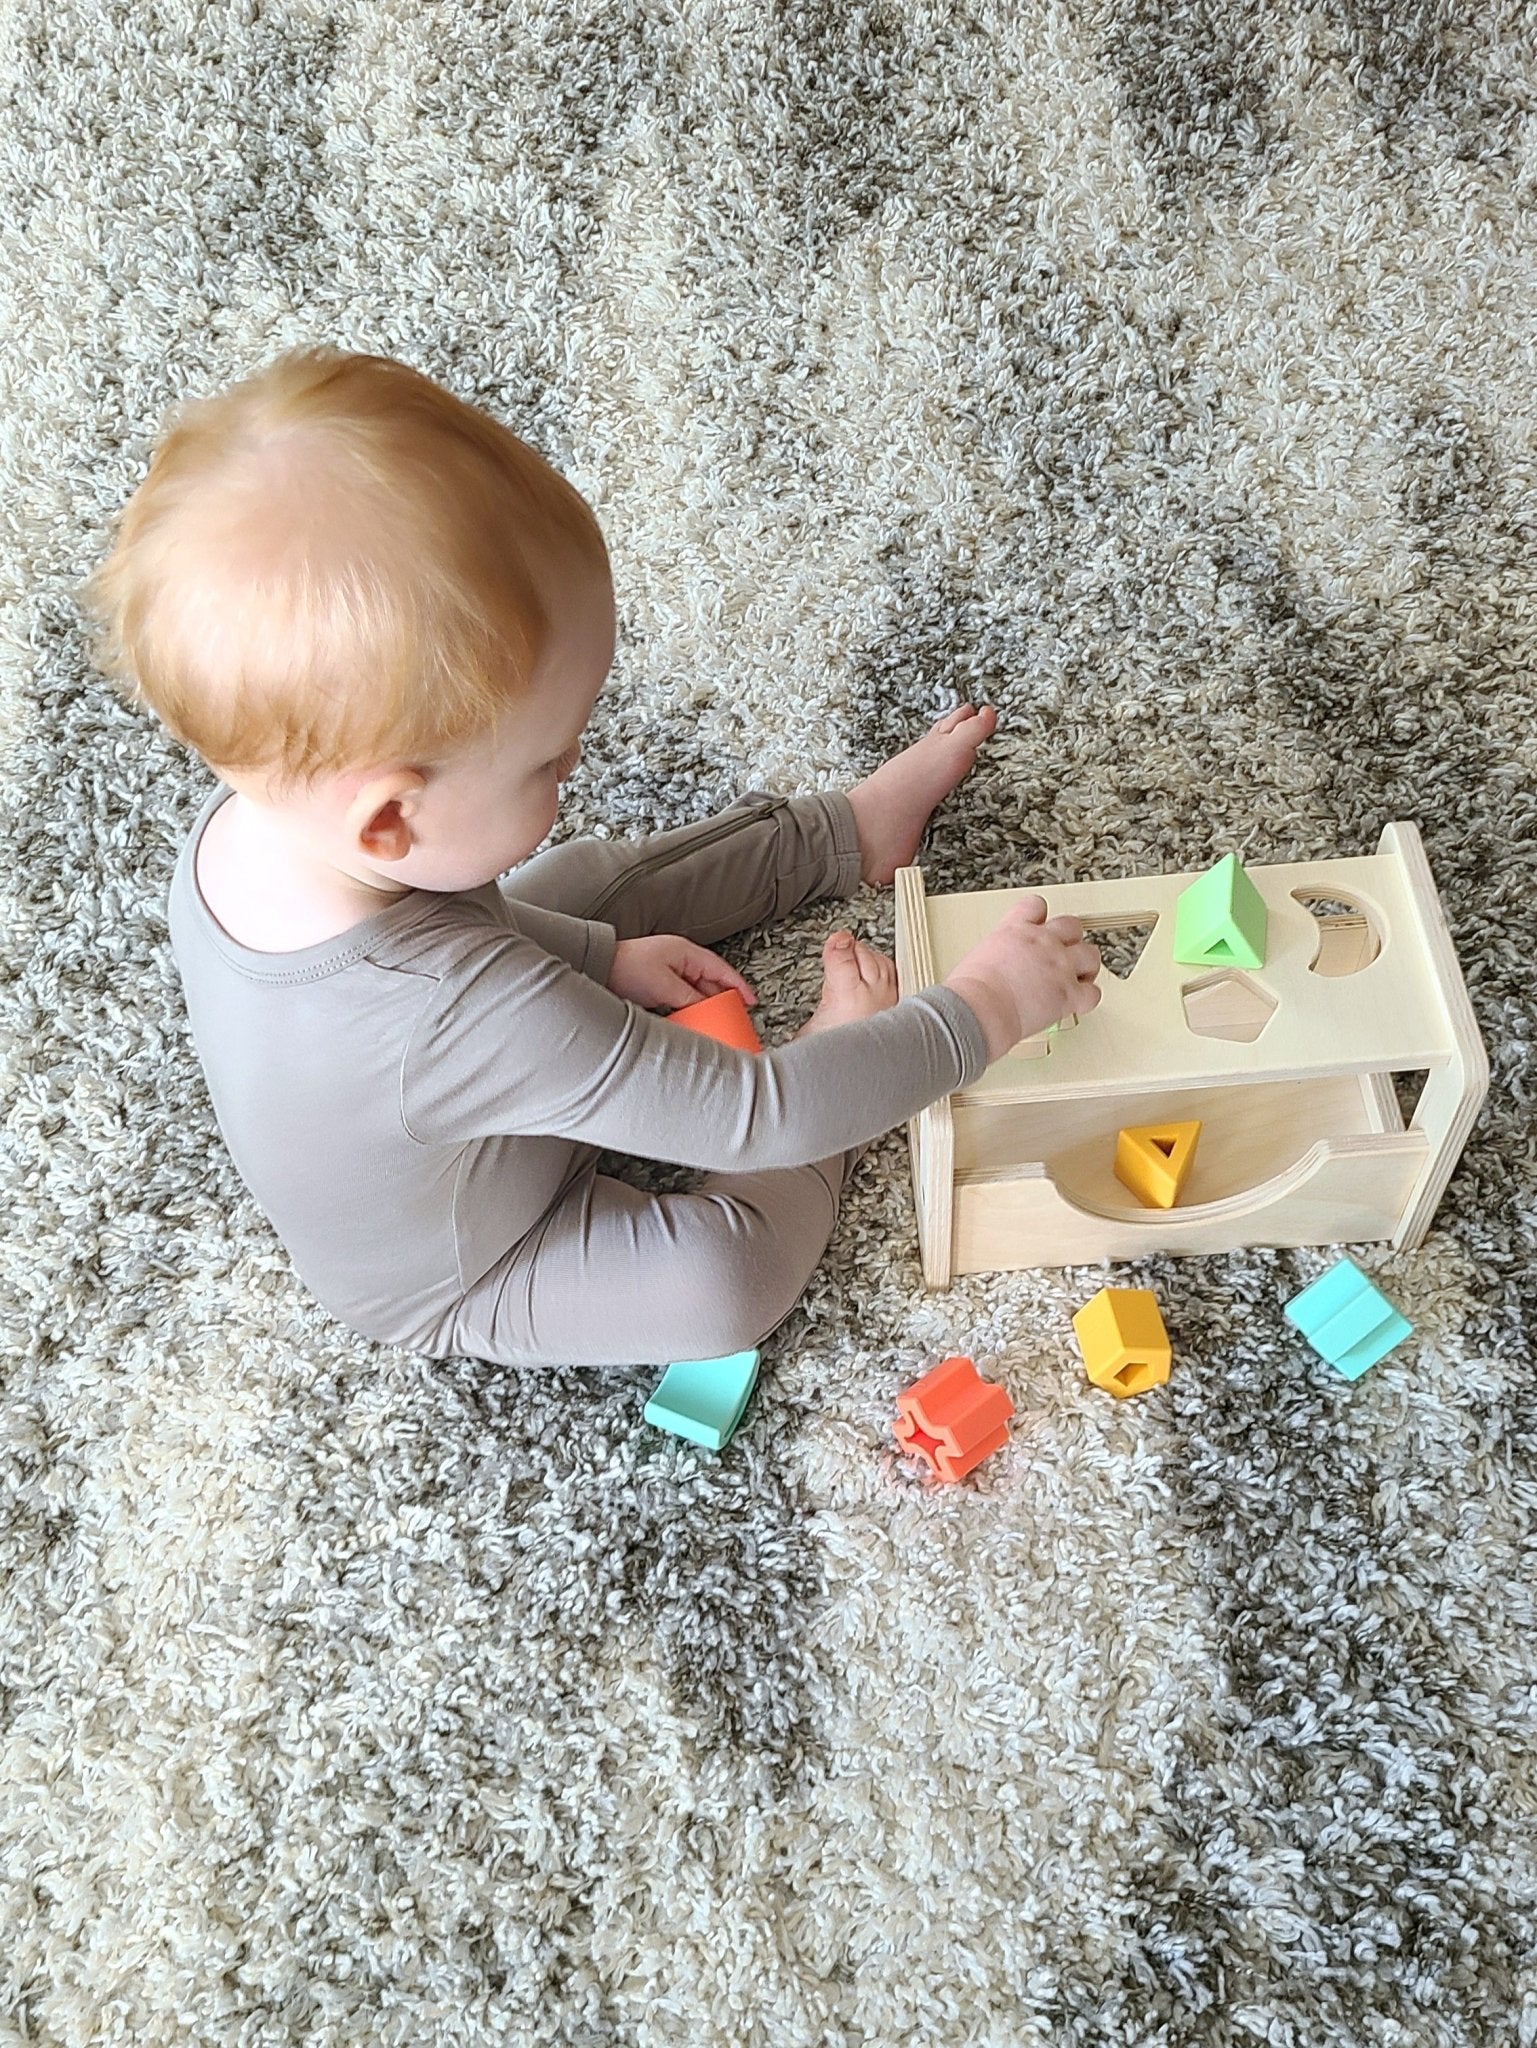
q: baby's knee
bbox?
[679,1276,781,1359]
[681,1227,813,1358]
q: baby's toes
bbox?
[855,941,897,989]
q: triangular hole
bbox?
[1207,938,1234,958]
[1084,913,1159,980]
[1151,1137,1176,1156]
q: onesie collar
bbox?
[178,782,452,986]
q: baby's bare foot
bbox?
[796,931,899,1037]
[845,703,998,887]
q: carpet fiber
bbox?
[3,4,1536,2043]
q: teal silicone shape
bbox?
[643,1349,761,1450]
[1283,1259,1412,1380]
[1172,852,1268,969]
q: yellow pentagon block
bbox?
[1114,1120,1202,1210]
[1072,1287,1172,1398]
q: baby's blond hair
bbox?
[82,346,607,791]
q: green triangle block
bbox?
[643,1349,761,1450]
[1172,853,1268,969]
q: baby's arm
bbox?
[399,929,989,1169]
[499,899,617,983]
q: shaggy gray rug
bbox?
[3,3,1535,2043]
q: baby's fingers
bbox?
[686,945,756,1004]
[1003,893,1049,927]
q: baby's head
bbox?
[84,346,615,891]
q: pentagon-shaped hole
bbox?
[1112,1356,1167,1395]
[1083,913,1158,980]
[1292,889,1382,976]
[1182,969,1278,1043]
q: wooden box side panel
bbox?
[1377,822,1490,1247]
[954,1133,1428,1271]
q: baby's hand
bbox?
[609,935,757,1014]
[944,894,1102,1061]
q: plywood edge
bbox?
[895,864,955,1288]
[1360,1070,1403,1133]
[1377,821,1490,1248]
[951,1040,1456,1109]
[1377,821,1489,1097]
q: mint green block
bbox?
[1283,1259,1412,1380]
[643,1349,761,1450]
[1172,853,1269,970]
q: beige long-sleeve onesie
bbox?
[167,781,989,1365]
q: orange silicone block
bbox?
[893,1355,1014,1482]
[668,988,762,1054]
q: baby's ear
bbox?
[357,802,412,863]
[349,768,425,862]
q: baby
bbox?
[84,347,1100,1367]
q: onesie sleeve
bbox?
[499,898,617,986]
[399,928,990,1169]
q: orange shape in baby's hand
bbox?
[668,987,763,1054]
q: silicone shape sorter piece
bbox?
[1073,1288,1172,1398]
[1172,853,1268,970]
[893,1355,1015,1482]
[644,1349,762,1450]
[668,987,763,1053]
[1283,1259,1412,1380]
[1114,1120,1202,1209]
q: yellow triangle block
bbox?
[1114,1120,1202,1209]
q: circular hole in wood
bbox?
[1291,890,1382,976]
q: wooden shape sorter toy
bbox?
[893,823,1488,1287]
